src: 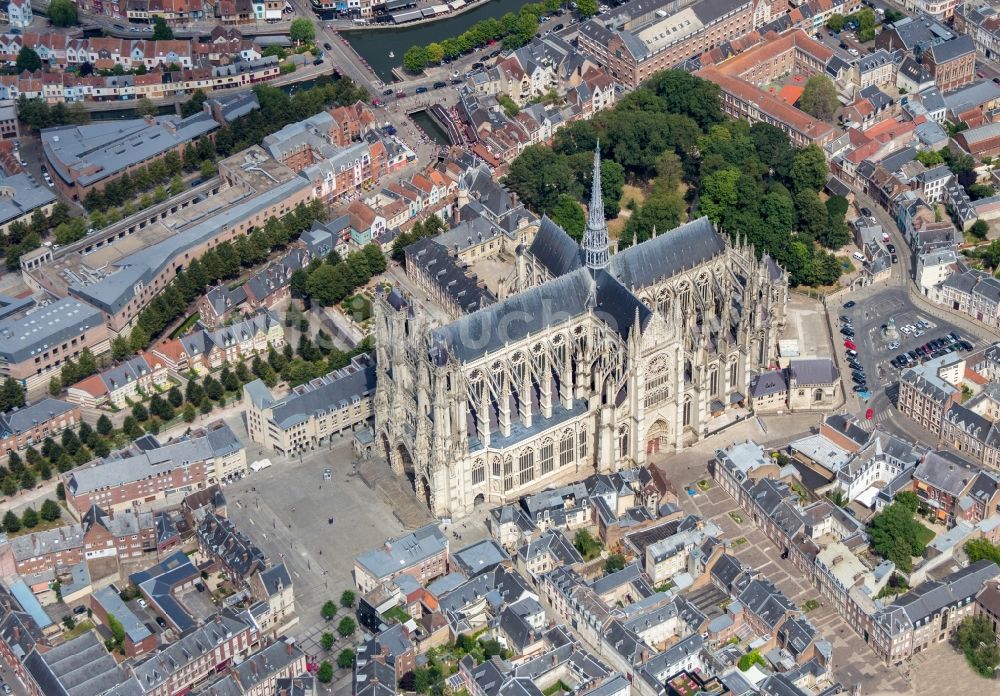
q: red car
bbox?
[865,408,874,420]
[844,339,857,350]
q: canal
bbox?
[343,0,527,81]
[409,109,452,147]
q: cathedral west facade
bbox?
[373,149,788,517]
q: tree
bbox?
[604,553,626,573]
[916,149,944,167]
[20,468,35,490]
[337,616,356,637]
[107,613,126,651]
[321,632,335,651]
[340,590,356,608]
[337,648,356,669]
[132,403,149,422]
[573,529,603,560]
[152,17,174,40]
[290,18,316,45]
[970,219,990,241]
[97,414,114,436]
[869,500,934,572]
[2,510,20,533]
[798,75,839,121]
[321,600,337,620]
[21,506,38,528]
[403,45,430,73]
[182,403,197,423]
[317,662,334,683]
[136,97,158,118]
[200,160,217,178]
[965,538,1000,565]
[738,650,767,671]
[0,377,25,412]
[167,386,184,408]
[550,194,586,241]
[576,0,598,18]
[40,499,61,522]
[957,615,1000,676]
[16,47,42,73]
[48,0,79,26]
[826,13,846,32]
[790,145,829,194]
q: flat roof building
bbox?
[41,112,219,200]
[0,297,109,390]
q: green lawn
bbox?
[170,313,201,339]
[381,605,410,623]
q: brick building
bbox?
[925,34,976,92]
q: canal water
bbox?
[343,0,527,81]
[409,109,452,146]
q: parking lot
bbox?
[834,288,978,432]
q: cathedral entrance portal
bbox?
[396,443,415,488]
[645,420,671,455]
[418,475,432,510]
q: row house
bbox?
[131,612,260,696]
[82,504,157,567]
[197,249,309,329]
[66,351,170,408]
[76,0,126,19]
[955,2,1000,60]
[0,399,80,453]
[576,0,765,90]
[127,0,215,25]
[62,420,245,515]
[0,524,84,577]
[303,139,388,207]
[870,561,1000,664]
[911,449,1000,523]
[0,59,278,105]
[151,308,284,375]
[897,356,962,435]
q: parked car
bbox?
[415,86,428,93]
[866,408,874,420]
[853,385,868,392]
[861,207,873,217]
[844,340,857,350]
[396,90,406,98]
[324,42,333,50]
[433,81,447,89]
[73,605,87,614]
[156,616,167,628]
[382,88,394,96]
[843,300,856,308]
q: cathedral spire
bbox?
[583,142,610,271]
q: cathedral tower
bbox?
[583,144,610,271]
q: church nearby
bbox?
[374,148,788,517]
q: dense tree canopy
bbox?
[957,615,1000,676]
[48,0,79,26]
[869,497,934,572]
[798,75,839,120]
[504,70,848,287]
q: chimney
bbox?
[286,641,292,656]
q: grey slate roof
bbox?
[0,398,76,437]
[260,352,376,429]
[23,631,131,696]
[750,370,787,398]
[608,217,726,290]
[355,523,448,581]
[92,586,151,644]
[70,175,310,315]
[0,298,103,364]
[452,539,510,577]
[788,358,838,386]
[0,170,57,227]
[42,113,219,188]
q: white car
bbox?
[137,598,148,608]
